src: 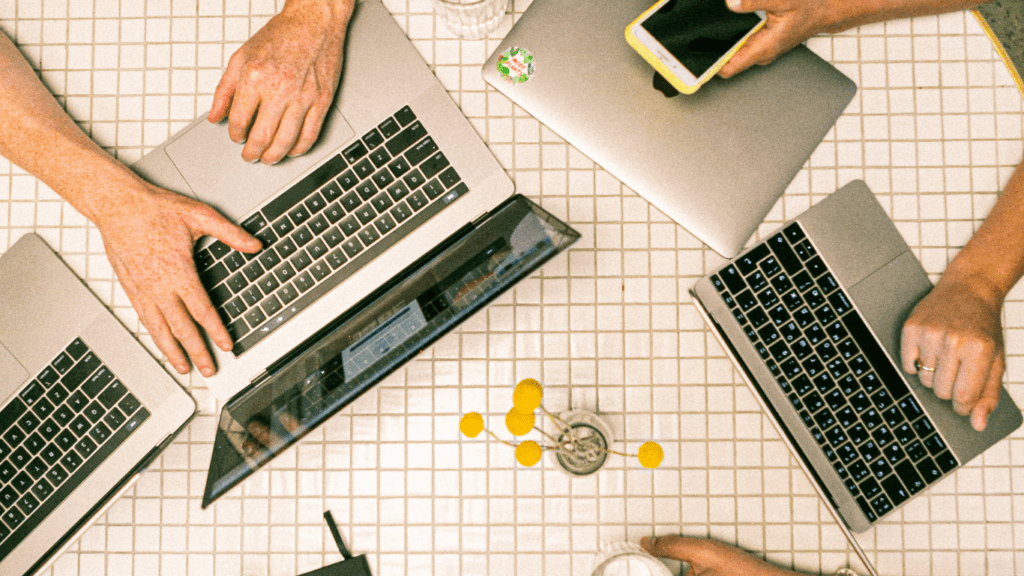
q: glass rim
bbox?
[432,0,504,8]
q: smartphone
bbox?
[626,0,766,94]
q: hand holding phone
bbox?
[626,0,766,94]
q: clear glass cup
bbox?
[430,0,510,40]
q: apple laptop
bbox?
[691,180,1022,573]
[0,233,195,576]
[481,0,857,257]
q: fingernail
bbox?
[201,366,215,377]
[175,364,189,374]
[726,0,741,9]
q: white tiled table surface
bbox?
[2,1,1023,575]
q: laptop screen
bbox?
[202,196,579,507]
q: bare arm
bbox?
[901,159,1024,430]
[0,32,261,377]
[720,0,991,77]
[207,0,355,165]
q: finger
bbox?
[970,353,1005,431]
[242,98,289,163]
[227,88,261,145]
[260,103,307,164]
[138,295,192,375]
[178,273,234,353]
[241,438,268,459]
[930,353,960,401]
[719,27,784,78]
[288,99,332,158]
[279,411,301,433]
[209,52,244,123]
[161,295,218,377]
[950,348,996,416]
[914,333,943,389]
[190,204,263,253]
[900,321,924,374]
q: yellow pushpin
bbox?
[460,412,485,438]
[513,378,543,412]
[516,440,542,466]
[638,441,663,469]
[505,407,536,436]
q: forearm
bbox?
[0,32,145,226]
[938,159,1024,305]
[824,0,991,33]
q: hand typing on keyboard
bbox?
[93,181,263,377]
[207,0,355,165]
[901,161,1024,432]
[0,32,262,378]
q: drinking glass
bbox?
[430,0,510,40]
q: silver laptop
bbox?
[133,0,582,504]
[134,0,517,402]
[691,181,1022,573]
[0,234,195,576]
[480,0,857,258]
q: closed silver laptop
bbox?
[0,234,195,576]
[481,0,857,257]
[691,181,1022,574]
[134,0,515,402]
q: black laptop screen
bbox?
[202,196,579,507]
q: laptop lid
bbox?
[481,0,857,258]
[202,195,579,506]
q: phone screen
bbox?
[641,0,762,78]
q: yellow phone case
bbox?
[624,0,765,95]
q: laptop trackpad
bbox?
[164,107,355,222]
[0,341,29,400]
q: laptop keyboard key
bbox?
[354,158,375,179]
[378,117,400,138]
[394,105,416,126]
[338,170,359,190]
[294,271,316,292]
[386,121,426,156]
[362,127,384,149]
[327,248,348,270]
[342,140,368,163]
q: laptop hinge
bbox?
[471,211,489,227]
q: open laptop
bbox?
[0,234,196,576]
[480,0,857,258]
[133,0,580,504]
[691,181,1022,573]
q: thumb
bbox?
[190,204,263,254]
[641,535,719,564]
[971,353,1005,431]
[725,0,784,13]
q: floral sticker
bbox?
[497,47,535,84]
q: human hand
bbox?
[208,0,353,165]
[93,179,261,377]
[641,535,809,576]
[719,0,837,78]
[901,278,1005,431]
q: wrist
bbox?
[934,259,1009,310]
[280,0,355,30]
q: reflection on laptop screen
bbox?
[202,197,579,507]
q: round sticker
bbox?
[497,47,535,84]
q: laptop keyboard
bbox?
[0,339,149,560]
[711,223,960,523]
[195,105,469,356]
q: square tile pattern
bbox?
[1,1,1022,575]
